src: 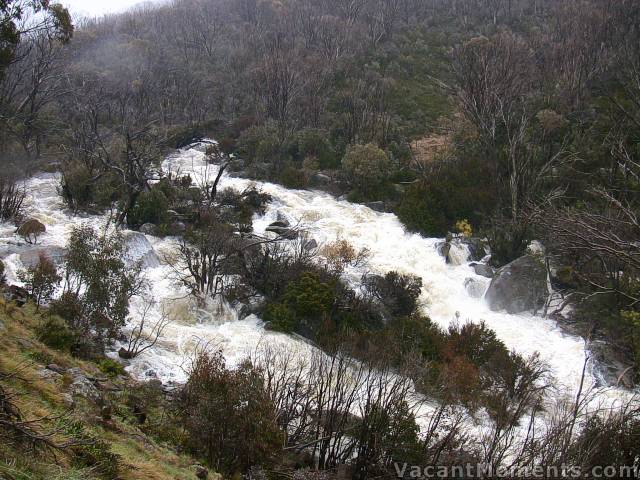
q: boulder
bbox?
[310,173,331,187]
[303,238,318,251]
[139,223,157,236]
[266,221,297,239]
[172,221,187,234]
[464,277,487,298]
[440,237,487,265]
[366,201,385,213]
[19,246,66,268]
[46,363,66,374]
[195,465,209,479]
[485,255,548,314]
[38,368,61,381]
[123,231,160,268]
[67,367,102,402]
[6,285,29,306]
[473,263,494,278]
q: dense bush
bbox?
[362,271,423,318]
[177,351,282,475]
[17,254,61,309]
[126,186,169,227]
[35,315,77,351]
[342,143,393,200]
[64,225,143,342]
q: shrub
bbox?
[0,175,25,221]
[17,254,61,309]
[49,291,84,330]
[126,186,169,227]
[363,271,423,317]
[455,219,473,237]
[282,272,335,318]
[177,351,282,474]
[0,259,5,285]
[237,124,282,166]
[263,302,296,333]
[342,143,392,198]
[35,315,77,351]
[17,219,46,244]
[97,358,126,378]
[65,225,143,341]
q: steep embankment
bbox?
[0,302,215,480]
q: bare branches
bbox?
[119,299,170,360]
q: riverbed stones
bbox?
[472,263,494,278]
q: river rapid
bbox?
[0,143,623,412]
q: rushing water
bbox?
[0,143,609,398]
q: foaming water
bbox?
[0,144,622,405]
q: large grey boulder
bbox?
[123,231,160,268]
[485,255,548,314]
[472,263,494,278]
[19,246,66,268]
[439,237,487,265]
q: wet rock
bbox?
[303,238,318,251]
[19,246,66,268]
[195,465,209,479]
[464,277,486,298]
[123,231,160,268]
[366,201,385,212]
[46,364,66,374]
[590,340,635,388]
[485,255,548,314]
[139,223,157,236]
[118,347,134,360]
[6,285,29,306]
[266,221,297,239]
[172,221,187,234]
[440,237,487,265]
[38,368,61,381]
[473,263,494,278]
[310,173,331,187]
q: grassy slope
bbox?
[0,299,211,480]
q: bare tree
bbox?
[119,299,170,360]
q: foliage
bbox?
[0,175,25,221]
[126,185,169,228]
[176,351,282,475]
[35,315,76,351]
[363,271,423,318]
[342,143,392,199]
[17,254,61,309]
[455,219,473,238]
[64,225,143,341]
[97,358,126,378]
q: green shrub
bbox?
[283,272,335,318]
[342,143,392,199]
[126,186,169,227]
[35,315,77,351]
[237,123,282,165]
[97,358,126,378]
[263,302,296,333]
[397,182,448,236]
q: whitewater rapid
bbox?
[0,144,604,396]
